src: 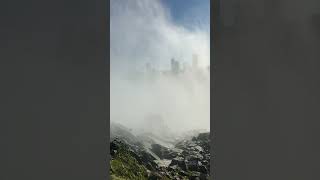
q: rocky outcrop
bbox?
[168,132,211,180]
[110,123,211,180]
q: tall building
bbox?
[171,58,175,71]
[171,58,180,74]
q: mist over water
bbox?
[110,0,210,137]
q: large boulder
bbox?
[151,144,177,159]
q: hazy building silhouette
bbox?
[171,58,180,74]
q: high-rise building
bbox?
[171,58,175,72]
[171,58,180,74]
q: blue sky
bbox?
[161,0,210,31]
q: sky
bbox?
[161,0,210,32]
[110,0,210,72]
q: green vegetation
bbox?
[110,146,148,180]
[110,175,126,180]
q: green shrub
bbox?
[110,146,148,180]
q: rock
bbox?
[169,157,187,171]
[201,160,209,166]
[111,149,117,156]
[197,133,210,142]
[110,123,210,180]
[166,151,179,159]
[181,150,190,156]
[199,165,208,174]
[204,154,210,161]
[110,122,140,145]
[194,145,203,152]
[168,165,179,171]
[148,172,162,180]
[187,153,204,161]
[129,149,143,163]
[189,171,201,180]
[178,170,188,177]
[186,160,202,171]
[151,143,177,159]
[151,144,166,159]
[146,162,156,171]
[141,150,156,163]
[188,142,197,148]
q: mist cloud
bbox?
[110,0,210,135]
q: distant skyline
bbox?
[110,0,210,137]
[110,0,210,74]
